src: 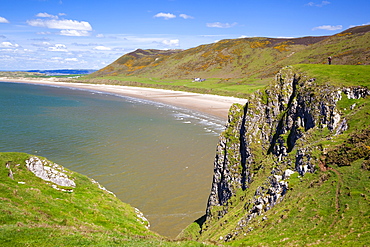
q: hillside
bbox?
[1,65,369,246]
[0,153,213,246]
[84,25,370,97]
[1,25,370,246]
[179,64,370,246]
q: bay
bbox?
[0,81,224,237]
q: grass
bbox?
[79,75,265,98]
[78,64,369,99]
[179,63,370,246]
[0,152,215,246]
[227,160,370,246]
[293,64,370,140]
[294,64,370,87]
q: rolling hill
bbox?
[88,25,369,85]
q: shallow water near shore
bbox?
[0,81,224,237]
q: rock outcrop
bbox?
[26,156,76,190]
[201,66,370,241]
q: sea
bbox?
[0,81,225,238]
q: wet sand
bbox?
[0,78,247,120]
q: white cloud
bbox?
[312,25,342,31]
[48,44,68,52]
[93,46,112,51]
[60,30,90,36]
[0,41,19,48]
[96,34,105,38]
[72,42,101,47]
[0,17,9,23]
[27,19,92,31]
[306,1,330,7]
[113,47,125,52]
[32,41,51,47]
[350,22,370,28]
[162,39,179,47]
[36,31,52,35]
[154,12,176,20]
[179,14,194,19]
[65,58,78,61]
[36,12,59,19]
[207,22,237,28]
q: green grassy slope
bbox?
[0,153,213,246]
[83,25,370,97]
[204,159,370,246]
[179,64,370,246]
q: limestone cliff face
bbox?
[202,66,369,241]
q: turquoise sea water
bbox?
[0,81,225,237]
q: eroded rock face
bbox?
[26,157,76,188]
[343,87,370,99]
[203,66,370,241]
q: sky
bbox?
[0,0,369,70]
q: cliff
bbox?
[180,65,370,246]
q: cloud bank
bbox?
[0,41,19,48]
[93,46,112,51]
[312,25,342,31]
[27,19,92,31]
[154,12,176,20]
[27,13,93,37]
[206,22,237,28]
[0,17,9,23]
[179,14,194,19]
[161,39,179,47]
[306,1,330,7]
[154,12,194,20]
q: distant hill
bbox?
[90,25,370,83]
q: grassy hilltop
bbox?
[83,25,370,97]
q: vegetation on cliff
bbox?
[179,65,370,246]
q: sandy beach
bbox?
[0,78,247,120]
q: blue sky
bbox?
[0,0,369,70]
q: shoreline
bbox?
[0,77,247,120]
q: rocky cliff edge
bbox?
[179,66,370,246]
